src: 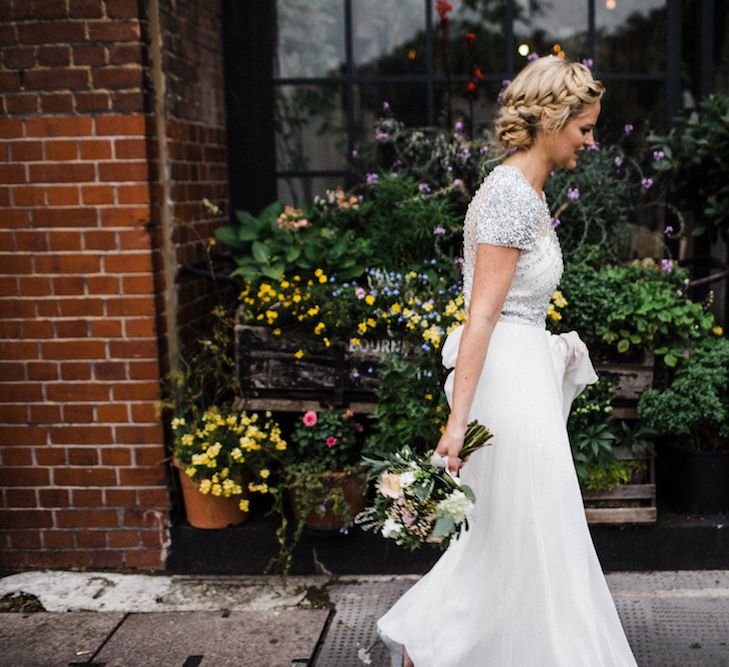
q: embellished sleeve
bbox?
[474,168,539,250]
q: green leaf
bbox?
[431,515,456,537]
[664,353,678,367]
[252,241,271,264]
[215,226,244,249]
[617,339,630,353]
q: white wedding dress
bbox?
[376,165,639,666]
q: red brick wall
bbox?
[0,0,229,571]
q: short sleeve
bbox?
[474,168,539,250]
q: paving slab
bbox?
[0,612,124,667]
[94,610,329,667]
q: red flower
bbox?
[465,33,476,44]
[474,65,484,80]
[467,81,477,92]
[326,436,337,448]
[436,0,453,19]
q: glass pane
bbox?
[433,0,508,76]
[275,1,345,78]
[599,80,666,140]
[596,0,666,73]
[277,175,348,208]
[352,84,429,151]
[353,0,427,76]
[435,81,502,136]
[514,0,588,64]
[274,85,347,171]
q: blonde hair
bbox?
[494,56,605,151]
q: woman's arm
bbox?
[435,243,521,473]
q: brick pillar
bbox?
[0,0,228,572]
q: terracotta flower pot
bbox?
[174,458,250,529]
[289,469,368,532]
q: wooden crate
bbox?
[593,350,655,419]
[581,447,657,525]
[235,319,418,412]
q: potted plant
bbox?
[637,335,729,513]
[171,406,287,529]
[283,405,368,533]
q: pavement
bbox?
[1,570,729,666]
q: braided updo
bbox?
[495,56,605,151]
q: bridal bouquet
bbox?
[355,420,494,550]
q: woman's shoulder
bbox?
[479,164,532,197]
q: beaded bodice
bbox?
[462,165,563,329]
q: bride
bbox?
[376,56,639,666]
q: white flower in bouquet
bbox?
[436,489,475,524]
[378,472,403,499]
[382,517,403,538]
[399,470,416,488]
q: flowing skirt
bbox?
[376,319,638,667]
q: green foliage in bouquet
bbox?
[637,336,729,453]
[356,421,494,551]
[551,248,718,366]
[650,93,729,242]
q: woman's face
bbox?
[546,101,601,170]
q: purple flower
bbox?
[661,259,673,272]
[551,217,561,228]
[527,53,539,62]
[624,123,634,135]
[479,145,489,154]
[453,178,463,187]
[588,141,600,152]
[664,225,673,236]
[375,131,388,141]
[460,149,470,160]
[394,159,402,167]
[582,58,594,69]
[641,177,653,190]
[366,172,379,185]
[567,187,580,201]
[433,225,446,236]
[653,150,665,161]
[418,182,431,193]
[682,349,690,358]
[382,101,390,112]
[614,157,623,168]
[446,165,453,172]
[454,120,464,133]
[351,149,359,158]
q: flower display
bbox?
[171,407,287,511]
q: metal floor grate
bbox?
[314,578,729,667]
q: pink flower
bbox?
[326,436,337,448]
[302,411,317,427]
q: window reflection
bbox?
[514,0,588,63]
[274,85,347,171]
[275,1,345,78]
[596,0,666,72]
[353,0,427,76]
[600,80,666,138]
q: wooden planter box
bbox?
[592,349,655,419]
[581,447,656,525]
[235,318,417,413]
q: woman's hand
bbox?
[435,423,467,475]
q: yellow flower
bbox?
[314,322,326,334]
[366,318,376,328]
[314,268,324,276]
[184,466,196,477]
[272,328,281,336]
[390,303,402,314]
[350,337,361,347]
[713,325,724,336]
[171,417,185,430]
[294,349,304,359]
[211,483,223,496]
[275,442,287,450]
[425,393,433,401]
[181,433,194,446]
[365,294,375,306]
[199,479,212,494]
[260,469,270,479]
[293,294,302,303]
[323,337,331,347]
[358,322,368,334]
[239,499,250,512]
